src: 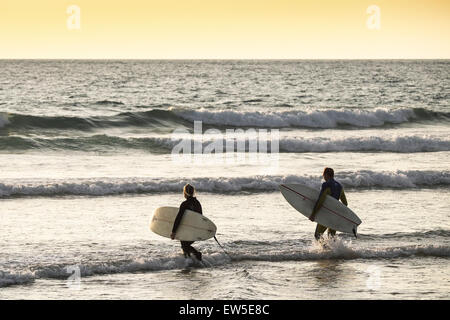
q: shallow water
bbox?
[0,60,449,299]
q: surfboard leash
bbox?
[214,236,232,259]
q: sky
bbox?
[1,0,449,59]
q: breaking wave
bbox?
[0,170,448,198]
[175,107,450,128]
[1,107,448,131]
[3,241,449,286]
[1,134,449,153]
[0,271,35,288]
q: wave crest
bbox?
[175,107,449,128]
[0,271,35,288]
[1,134,449,153]
[0,170,448,198]
[2,107,448,131]
[11,242,450,283]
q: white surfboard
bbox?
[279,184,361,236]
[150,206,217,241]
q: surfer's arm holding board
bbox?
[310,185,348,221]
[340,189,348,206]
[310,184,329,221]
[170,201,188,239]
[170,192,203,240]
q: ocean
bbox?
[0,60,449,299]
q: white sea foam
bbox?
[278,135,450,153]
[20,243,450,282]
[175,107,418,128]
[231,242,450,262]
[5,134,449,153]
[168,134,450,153]
[0,170,448,198]
[34,253,231,279]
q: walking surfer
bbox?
[310,167,348,240]
[170,184,203,261]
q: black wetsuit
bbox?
[312,178,347,240]
[316,178,344,204]
[172,196,203,258]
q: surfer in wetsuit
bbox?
[170,184,203,261]
[310,167,348,240]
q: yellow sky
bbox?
[1,0,449,59]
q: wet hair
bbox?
[323,167,334,178]
[183,184,195,198]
